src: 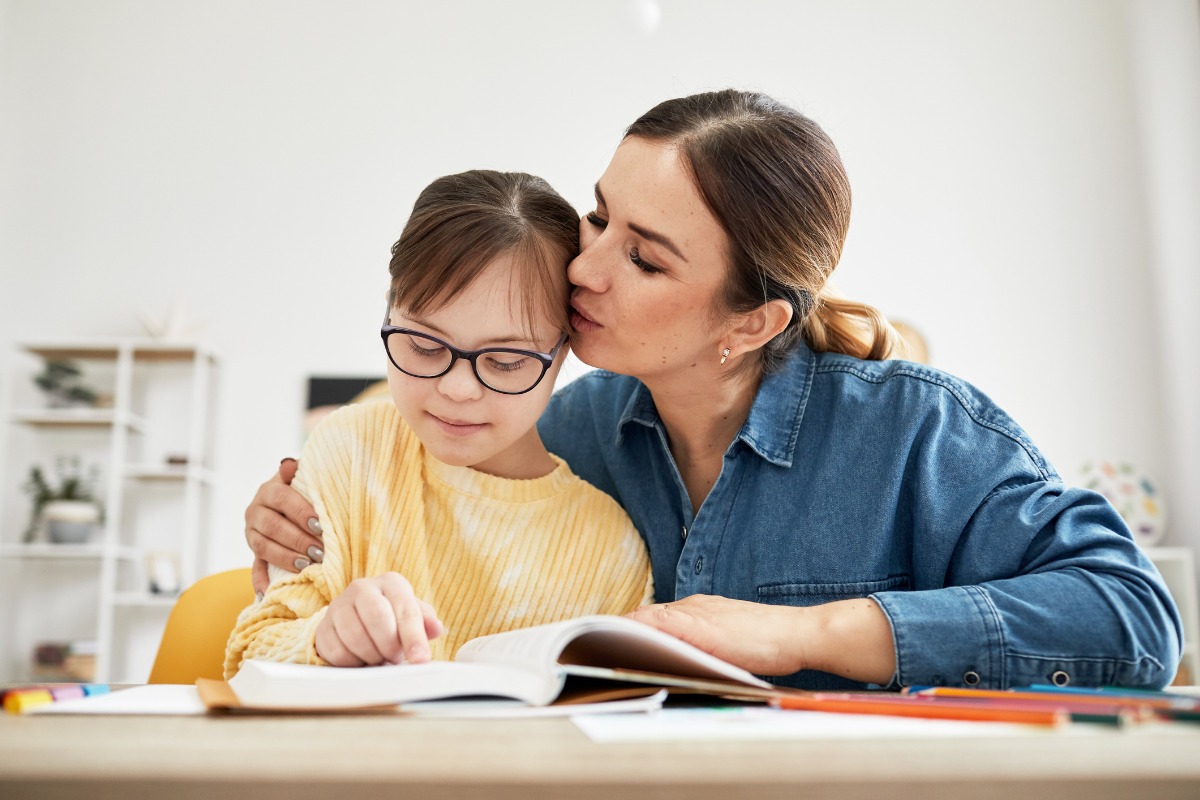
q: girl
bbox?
[225,170,652,675]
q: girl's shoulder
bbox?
[302,400,417,458]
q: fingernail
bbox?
[280,457,297,465]
[293,557,311,570]
[307,517,323,536]
[255,591,264,603]
[307,545,324,563]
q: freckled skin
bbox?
[567,138,731,383]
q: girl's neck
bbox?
[642,366,761,515]
[469,429,557,481]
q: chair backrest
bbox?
[147,567,255,684]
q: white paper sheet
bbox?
[27,684,207,715]
[571,705,1060,742]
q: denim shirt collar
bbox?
[614,343,816,467]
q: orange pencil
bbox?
[771,694,1065,726]
[910,686,1196,710]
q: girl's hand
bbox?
[245,458,324,595]
[315,573,445,667]
[625,594,896,685]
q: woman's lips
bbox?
[430,414,487,436]
[570,303,602,333]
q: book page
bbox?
[227,658,558,709]
[456,615,770,689]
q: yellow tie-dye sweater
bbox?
[224,401,653,677]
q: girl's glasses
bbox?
[381,313,568,396]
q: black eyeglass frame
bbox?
[380,310,569,396]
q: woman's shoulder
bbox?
[542,370,644,429]
[805,351,1052,477]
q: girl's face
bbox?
[386,254,567,479]
[568,136,733,382]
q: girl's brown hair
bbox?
[389,170,578,337]
[626,90,902,371]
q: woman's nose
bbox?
[568,234,606,292]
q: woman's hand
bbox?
[625,594,897,684]
[245,458,324,595]
[315,573,444,667]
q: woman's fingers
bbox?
[251,557,269,597]
[244,463,323,572]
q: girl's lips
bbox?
[430,414,487,436]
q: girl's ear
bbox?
[724,299,793,356]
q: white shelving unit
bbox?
[0,340,218,683]
[1144,546,1200,685]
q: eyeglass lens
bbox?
[386,331,546,394]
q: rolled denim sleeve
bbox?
[873,481,1182,690]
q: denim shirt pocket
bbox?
[757,575,910,606]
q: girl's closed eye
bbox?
[407,337,445,358]
[585,211,607,229]
[484,354,531,373]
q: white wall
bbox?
[1,0,1195,577]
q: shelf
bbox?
[4,339,219,683]
[10,408,146,432]
[0,543,140,561]
[124,464,215,484]
[111,591,179,608]
[21,341,218,363]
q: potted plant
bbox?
[33,359,98,408]
[22,456,104,544]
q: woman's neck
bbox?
[643,367,761,517]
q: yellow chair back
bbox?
[147,567,255,684]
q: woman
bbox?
[245,89,1182,691]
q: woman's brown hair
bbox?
[388,170,578,338]
[626,90,901,370]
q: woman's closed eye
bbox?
[628,247,662,275]
[586,212,663,275]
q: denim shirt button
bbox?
[962,671,981,686]
[1050,670,1071,687]
[694,556,704,575]
[681,526,688,541]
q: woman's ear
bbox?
[724,299,793,357]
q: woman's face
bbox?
[568,137,733,381]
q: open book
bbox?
[198,615,776,711]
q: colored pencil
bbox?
[771,693,1065,725]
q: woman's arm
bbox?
[245,458,323,595]
[626,594,897,685]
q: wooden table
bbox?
[3,711,1200,799]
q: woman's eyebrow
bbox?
[594,183,688,263]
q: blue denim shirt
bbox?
[538,344,1182,691]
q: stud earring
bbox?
[720,348,730,365]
